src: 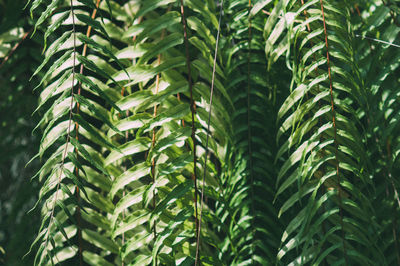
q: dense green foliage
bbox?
[2,0,400,265]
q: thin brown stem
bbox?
[120,15,144,265]
[119,10,143,266]
[43,0,78,260]
[74,1,101,264]
[120,86,128,266]
[149,24,168,265]
[179,0,199,248]
[299,0,321,97]
[0,29,32,69]
[118,84,128,266]
[299,2,327,263]
[119,85,128,266]
[300,0,311,32]
[319,1,348,264]
[195,1,223,264]
[76,0,101,101]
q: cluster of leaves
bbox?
[266,0,400,264]
[27,0,229,264]
[4,0,399,265]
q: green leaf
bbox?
[112,56,186,86]
[32,0,62,36]
[124,11,181,40]
[109,162,151,199]
[152,180,193,218]
[44,11,69,50]
[141,103,190,134]
[76,54,120,89]
[250,0,273,17]
[134,0,175,18]
[73,94,122,135]
[105,137,151,166]
[39,120,73,157]
[62,167,88,199]
[75,14,109,39]
[76,34,128,78]
[69,138,109,177]
[149,127,191,161]
[137,32,184,65]
[83,251,114,266]
[73,113,116,150]
[82,229,118,254]
[35,50,73,90]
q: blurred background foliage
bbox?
[0,0,41,264]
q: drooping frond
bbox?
[266,0,388,264]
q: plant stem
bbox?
[179,0,199,250]
[319,1,348,264]
[195,1,224,264]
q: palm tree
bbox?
[1,0,400,265]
